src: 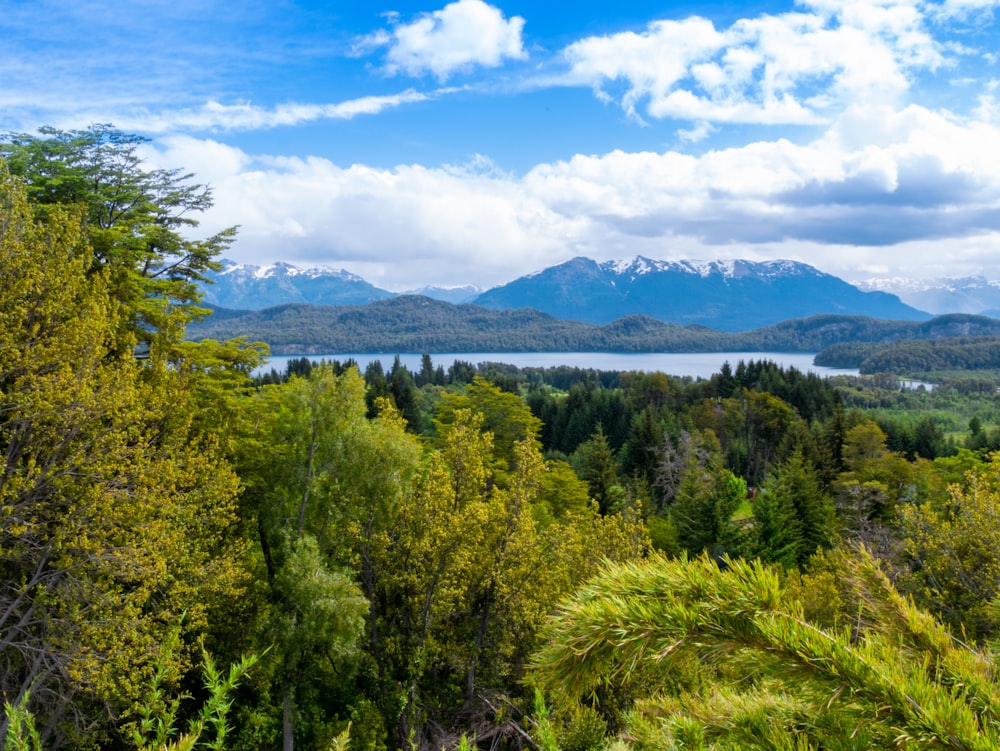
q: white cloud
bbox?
[928,0,1000,20]
[146,138,580,290]
[522,103,1000,249]
[362,0,527,81]
[559,1,945,125]
[56,90,435,134]
[677,121,717,143]
[144,100,1000,290]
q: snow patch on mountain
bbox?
[597,257,823,282]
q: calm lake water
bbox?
[256,352,860,380]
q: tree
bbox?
[416,353,435,387]
[363,359,391,418]
[354,407,525,747]
[754,453,836,569]
[0,165,249,746]
[434,376,542,479]
[654,430,744,556]
[0,125,235,344]
[752,475,803,570]
[534,460,592,523]
[572,425,622,515]
[238,366,420,751]
[354,395,646,750]
[530,551,1000,750]
[389,358,422,431]
[914,415,947,459]
[833,420,917,551]
[617,404,665,483]
[741,389,797,485]
[688,397,744,471]
[896,454,1000,643]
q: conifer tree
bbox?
[755,453,836,569]
[573,425,621,515]
[531,551,1000,750]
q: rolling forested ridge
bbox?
[186,299,1000,357]
[8,128,1000,750]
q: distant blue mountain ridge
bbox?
[200,256,930,332]
[856,275,1000,317]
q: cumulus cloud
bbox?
[145,100,1000,290]
[145,137,580,290]
[523,103,1000,245]
[560,0,945,125]
[359,0,527,81]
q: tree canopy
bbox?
[1,125,235,344]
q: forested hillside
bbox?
[8,128,1000,751]
[188,299,740,353]
[186,299,1000,355]
[817,336,1000,374]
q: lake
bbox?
[255,352,860,380]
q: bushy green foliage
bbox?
[0,162,253,747]
[530,551,1000,750]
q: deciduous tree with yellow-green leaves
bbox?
[0,163,254,746]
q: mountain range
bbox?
[473,257,925,330]
[201,256,930,332]
[855,276,1000,317]
[199,261,394,309]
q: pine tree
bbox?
[753,477,803,569]
[530,551,1000,750]
[756,453,836,569]
[573,425,621,515]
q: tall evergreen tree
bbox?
[755,453,835,568]
[660,431,745,556]
[753,478,803,569]
[573,425,621,515]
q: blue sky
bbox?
[3,0,1000,291]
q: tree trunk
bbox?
[283,683,295,751]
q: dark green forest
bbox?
[8,127,1000,751]
[187,299,1000,357]
[817,336,1000,378]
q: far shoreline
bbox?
[253,351,861,381]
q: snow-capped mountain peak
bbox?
[202,260,392,310]
[473,255,927,331]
